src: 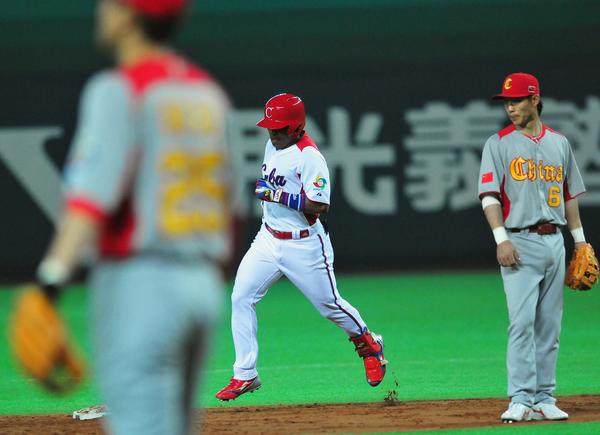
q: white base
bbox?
[72,404,109,421]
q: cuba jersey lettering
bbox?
[64,54,231,259]
[478,124,585,228]
[261,134,330,231]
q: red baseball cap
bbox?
[120,0,187,17]
[492,72,540,100]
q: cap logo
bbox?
[528,85,536,93]
[504,78,513,90]
[265,107,273,118]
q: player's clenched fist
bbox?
[254,178,305,211]
[255,179,278,202]
[497,240,521,267]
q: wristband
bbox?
[276,189,306,211]
[492,226,509,245]
[481,196,501,209]
[571,227,586,243]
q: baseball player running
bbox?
[215,93,387,400]
[479,73,587,423]
[33,0,231,433]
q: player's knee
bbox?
[535,317,561,336]
[230,290,247,307]
[230,284,255,308]
[508,317,535,335]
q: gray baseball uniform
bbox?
[64,54,230,435]
[478,123,585,407]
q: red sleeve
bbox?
[66,196,107,222]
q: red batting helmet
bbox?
[120,0,187,17]
[257,93,306,137]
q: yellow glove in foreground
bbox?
[10,285,85,392]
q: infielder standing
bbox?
[215,93,387,400]
[479,73,587,422]
[35,0,231,433]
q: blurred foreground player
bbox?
[479,73,597,423]
[215,93,387,401]
[11,0,232,433]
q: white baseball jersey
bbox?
[260,134,330,231]
[230,133,370,382]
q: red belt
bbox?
[509,223,558,235]
[264,223,310,240]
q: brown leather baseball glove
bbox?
[565,243,599,291]
[9,285,85,392]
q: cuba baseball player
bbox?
[35,0,231,433]
[479,73,587,423]
[215,93,387,400]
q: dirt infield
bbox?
[2,395,600,434]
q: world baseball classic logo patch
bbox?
[313,176,327,190]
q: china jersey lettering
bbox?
[64,54,231,260]
[478,124,585,228]
[260,134,330,231]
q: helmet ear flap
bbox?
[288,127,300,138]
[288,122,305,138]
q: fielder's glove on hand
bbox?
[565,243,599,291]
[9,284,85,392]
[255,179,306,211]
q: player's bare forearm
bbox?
[43,210,102,278]
[305,198,329,214]
[481,196,520,267]
[565,197,582,231]
[482,200,503,230]
[565,197,587,248]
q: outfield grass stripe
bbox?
[397,420,600,434]
[204,357,504,375]
[1,272,599,416]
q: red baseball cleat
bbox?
[350,330,387,386]
[215,376,261,401]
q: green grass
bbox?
[1,272,600,434]
[400,421,600,434]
